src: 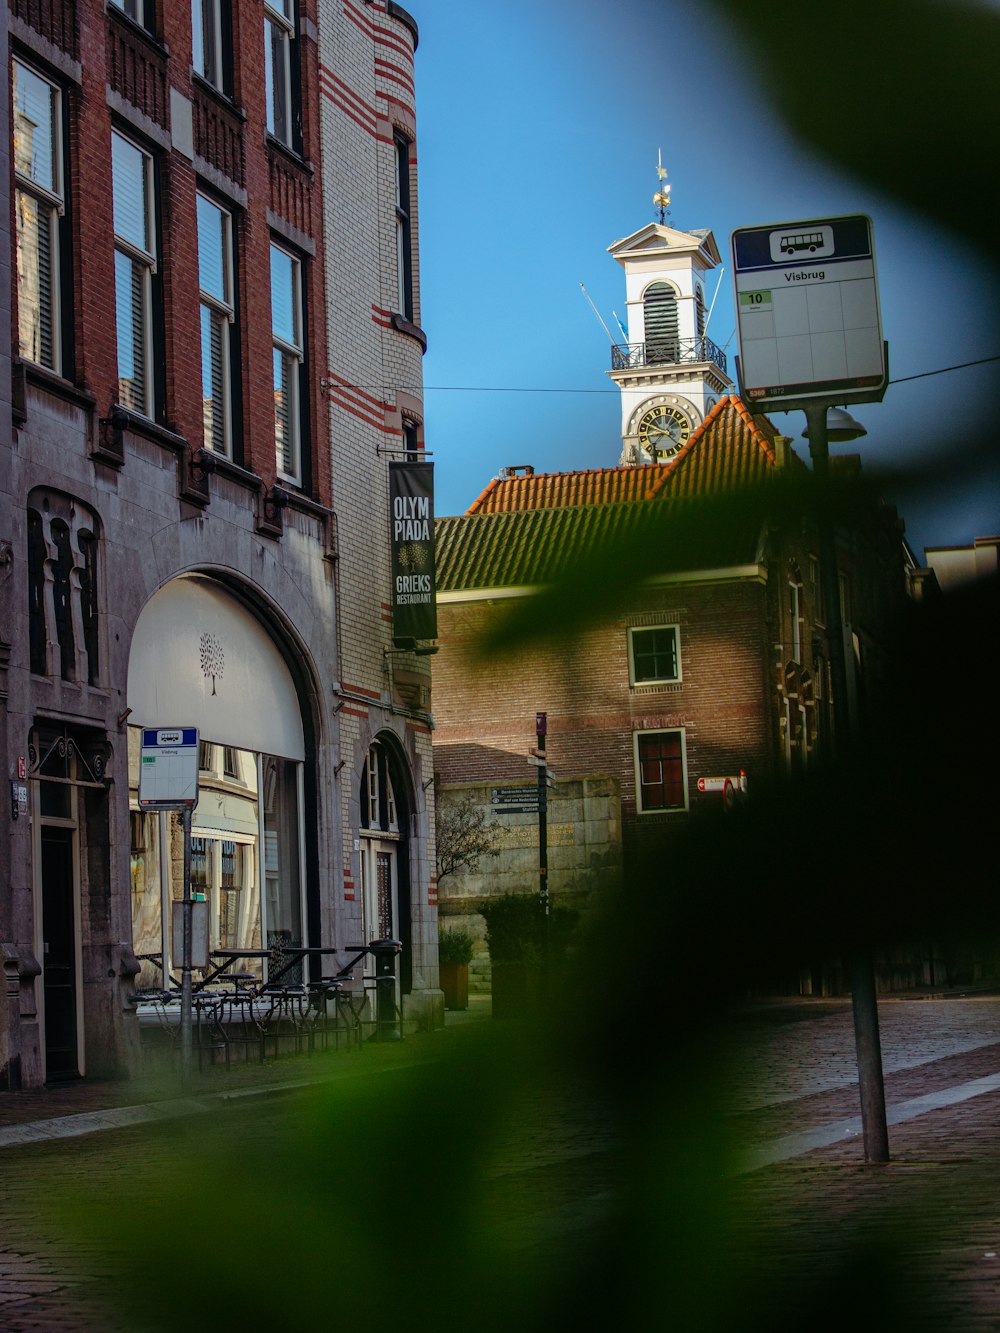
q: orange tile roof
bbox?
[466,464,670,514]
[659,394,793,496]
[463,396,794,515]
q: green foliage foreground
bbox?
[45,1,1000,1325]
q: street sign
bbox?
[697,772,748,807]
[492,785,539,814]
[731,214,885,408]
[138,727,200,809]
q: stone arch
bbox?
[125,572,323,986]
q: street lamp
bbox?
[802,406,867,444]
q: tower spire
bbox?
[653,148,671,225]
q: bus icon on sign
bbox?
[770,224,834,262]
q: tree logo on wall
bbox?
[200,632,224,696]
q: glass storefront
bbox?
[128,730,302,988]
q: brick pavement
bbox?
[1,995,999,1330]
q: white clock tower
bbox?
[608,166,733,465]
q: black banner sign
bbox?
[389,461,437,646]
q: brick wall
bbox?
[433,576,776,869]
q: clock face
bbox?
[636,401,694,460]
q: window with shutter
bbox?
[13,61,64,374]
[112,132,156,416]
[643,282,679,364]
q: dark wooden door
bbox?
[41,825,79,1080]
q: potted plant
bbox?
[438,927,475,1010]
[479,893,578,1020]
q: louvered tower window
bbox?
[696,286,706,341]
[643,282,678,364]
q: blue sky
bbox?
[414,0,998,557]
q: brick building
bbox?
[2,0,437,1091]
[433,396,909,916]
[430,212,911,947]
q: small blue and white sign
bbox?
[731,214,886,406]
[139,727,200,809]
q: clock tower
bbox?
[608,168,733,465]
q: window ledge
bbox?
[21,361,98,419]
[206,452,262,493]
[390,313,428,352]
[191,71,245,120]
[115,409,187,455]
[106,5,169,59]
[276,486,332,520]
[265,134,313,176]
[630,682,683,694]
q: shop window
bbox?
[263,754,302,964]
[394,134,413,321]
[128,732,303,983]
[192,0,232,95]
[197,192,236,456]
[264,0,300,150]
[629,625,680,685]
[634,729,687,813]
[270,241,304,481]
[27,491,101,685]
[112,131,159,418]
[13,60,68,375]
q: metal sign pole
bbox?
[536,713,548,917]
[179,805,194,1082]
[805,401,889,1165]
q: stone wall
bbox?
[435,777,623,947]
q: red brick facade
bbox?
[432,400,911,887]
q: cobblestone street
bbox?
[1,996,999,1330]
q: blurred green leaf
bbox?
[710,0,1000,261]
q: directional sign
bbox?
[492,785,539,814]
[731,215,885,408]
[139,727,200,809]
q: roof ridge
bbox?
[729,393,778,463]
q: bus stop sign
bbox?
[731,214,886,409]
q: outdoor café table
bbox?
[197,946,353,991]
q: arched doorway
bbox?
[358,735,413,996]
[126,575,313,988]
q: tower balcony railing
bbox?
[611,336,728,376]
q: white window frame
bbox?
[192,0,225,89]
[633,728,689,815]
[112,130,156,418]
[13,59,64,374]
[264,0,295,146]
[366,743,398,832]
[197,192,235,457]
[270,241,303,483]
[789,580,803,664]
[628,624,682,687]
